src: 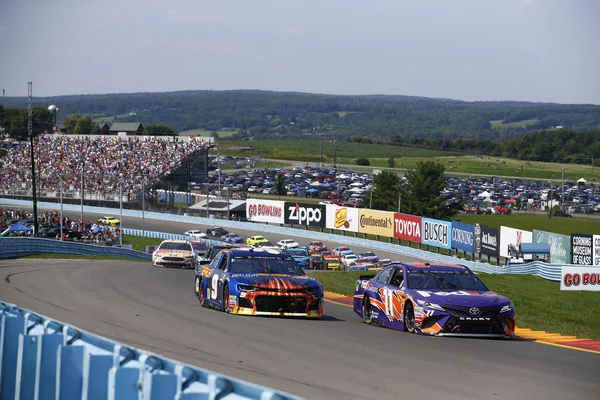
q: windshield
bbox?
[160,242,192,251]
[287,248,308,257]
[361,252,375,257]
[192,243,207,252]
[406,270,489,291]
[230,256,305,275]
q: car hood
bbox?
[154,250,193,256]
[412,289,511,307]
[230,274,321,288]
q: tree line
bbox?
[2,90,600,142]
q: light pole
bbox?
[369,184,373,209]
[80,148,86,221]
[119,173,123,246]
[398,191,402,213]
[140,173,146,236]
[59,176,64,241]
[561,168,565,210]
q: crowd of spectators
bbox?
[0,135,209,199]
[1,207,121,244]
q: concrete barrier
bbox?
[0,302,301,400]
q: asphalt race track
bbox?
[1,206,599,399]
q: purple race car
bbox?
[354,263,516,338]
[357,251,379,264]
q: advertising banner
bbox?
[421,218,451,250]
[325,205,359,233]
[476,223,499,257]
[451,221,474,253]
[393,213,422,243]
[533,229,571,265]
[358,209,394,237]
[594,235,600,267]
[571,234,593,265]
[283,202,326,227]
[500,226,533,259]
[246,199,285,224]
[561,266,600,291]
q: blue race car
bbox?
[194,247,324,317]
[285,247,310,268]
[221,232,244,244]
[354,263,516,337]
[357,251,379,264]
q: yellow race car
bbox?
[246,235,271,247]
[97,216,120,226]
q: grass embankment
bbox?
[215,139,595,181]
[310,270,600,341]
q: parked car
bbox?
[551,210,572,218]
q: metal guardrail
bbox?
[0,302,301,400]
[0,198,572,281]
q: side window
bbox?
[218,253,228,271]
[376,268,392,284]
[211,252,224,269]
[391,268,404,288]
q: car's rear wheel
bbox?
[363,296,374,325]
[198,278,207,307]
[404,301,415,333]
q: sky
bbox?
[1,0,599,104]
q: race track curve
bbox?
[1,207,599,399]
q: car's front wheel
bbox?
[404,301,415,333]
[363,296,373,325]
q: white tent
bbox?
[478,190,491,198]
[349,182,363,187]
[577,178,587,184]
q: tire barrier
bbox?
[0,302,301,400]
[0,198,572,281]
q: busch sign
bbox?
[421,218,451,249]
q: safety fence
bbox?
[0,302,300,400]
[0,198,572,281]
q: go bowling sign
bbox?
[421,217,452,250]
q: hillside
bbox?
[2,90,600,141]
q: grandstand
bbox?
[0,134,213,211]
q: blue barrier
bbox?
[0,302,302,400]
[0,198,572,281]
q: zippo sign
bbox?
[284,202,326,227]
[421,218,451,250]
[246,199,285,224]
[325,205,359,233]
[561,266,600,291]
[393,213,422,243]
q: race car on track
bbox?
[357,251,379,264]
[307,241,327,254]
[332,246,354,257]
[276,239,300,249]
[354,263,516,337]
[184,229,207,240]
[97,216,120,226]
[246,235,270,247]
[221,233,244,244]
[194,247,324,317]
[320,251,341,270]
[285,247,310,268]
[152,240,197,269]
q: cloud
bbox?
[167,9,224,24]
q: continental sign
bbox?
[326,205,359,233]
[358,209,394,237]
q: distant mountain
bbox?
[2,90,600,141]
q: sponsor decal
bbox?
[246,199,285,224]
[561,266,600,291]
[477,224,499,257]
[533,230,570,265]
[421,218,451,249]
[451,221,474,253]
[325,205,359,232]
[500,226,533,259]
[474,223,482,253]
[571,234,593,265]
[594,235,600,267]
[358,209,394,236]
[284,202,326,227]
[393,213,422,243]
